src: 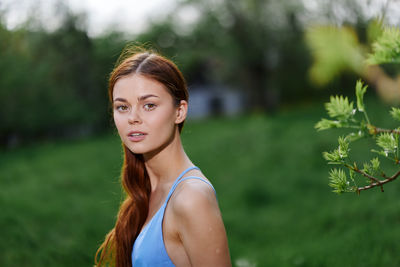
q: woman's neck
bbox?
[143,132,193,192]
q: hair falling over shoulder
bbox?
[95,147,151,267]
[95,46,188,267]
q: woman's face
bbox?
[112,74,185,155]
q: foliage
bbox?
[367,27,400,65]
[305,26,364,85]
[316,78,400,194]
[306,19,400,105]
[0,10,125,147]
[316,24,400,194]
[328,168,350,194]
[390,107,400,121]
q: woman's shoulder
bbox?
[169,175,218,219]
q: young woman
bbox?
[95,49,231,267]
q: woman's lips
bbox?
[127,131,147,142]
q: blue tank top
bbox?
[131,166,216,267]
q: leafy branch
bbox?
[316,80,400,194]
[316,25,400,194]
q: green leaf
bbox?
[371,157,380,172]
[323,136,350,164]
[325,95,355,121]
[315,118,342,131]
[376,132,397,155]
[348,168,357,188]
[362,158,380,176]
[355,80,367,112]
[367,27,400,65]
[390,107,400,121]
[345,131,364,142]
[367,19,384,44]
[328,168,350,194]
[363,162,372,175]
[323,150,342,164]
[371,149,389,157]
[338,136,350,158]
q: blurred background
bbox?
[1,0,400,266]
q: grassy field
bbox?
[1,99,400,267]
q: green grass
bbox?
[1,99,400,267]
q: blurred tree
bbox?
[0,22,36,146]
[305,0,400,104]
[91,31,127,125]
[41,11,102,130]
[135,0,312,112]
[0,5,126,148]
[1,0,393,147]
[306,21,400,105]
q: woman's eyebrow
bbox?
[113,97,128,103]
[138,94,159,101]
[113,95,159,103]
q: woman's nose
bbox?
[128,108,142,124]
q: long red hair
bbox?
[95,48,188,267]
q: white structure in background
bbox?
[187,84,244,119]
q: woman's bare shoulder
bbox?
[167,175,231,266]
[169,176,219,218]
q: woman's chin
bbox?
[127,147,147,155]
[125,144,156,156]
[123,137,173,158]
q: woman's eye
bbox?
[115,105,128,112]
[144,103,156,111]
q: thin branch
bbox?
[344,163,384,192]
[374,127,400,135]
[357,170,400,193]
[355,169,383,192]
[345,164,381,184]
[362,110,370,125]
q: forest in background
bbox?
[0,0,396,148]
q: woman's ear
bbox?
[175,100,188,124]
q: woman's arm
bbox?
[171,181,232,267]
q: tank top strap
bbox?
[164,166,200,203]
[164,174,217,206]
[176,176,216,194]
